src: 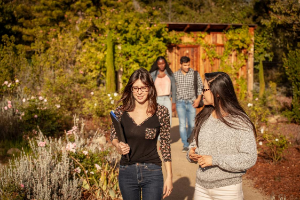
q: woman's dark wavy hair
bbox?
[149,56,173,76]
[193,72,256,146]
[120,68,157,114]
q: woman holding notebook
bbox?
[110,68,173,200]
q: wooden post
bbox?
[247,27,255,100]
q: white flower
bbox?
[4,106,8,110]
[22,98,26,103]
[91,92,94,95]
[16,79,19,83]
[95,164,101,170]
[90,172,94,174]
[259,141,263,146]
[66,142,76,153]
[260,127,264,134]
[31,96,35,99]
[94,103,97,106]
[107,94,111,97]
[44,99,47,102]
[55,104,60,108]
[3,81,8,85]
[109,97,112,100]
[7,83,11,87]
[74,167,81,173]
[247,103,253,107]
[83,151,88,155]
[111,100,114,104]
[255,98,258,101]
[275,138,279,142]
[114,92,118,97]
[39,96,43,101]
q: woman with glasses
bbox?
[110,68,173,200]
[149,56,176,124]
[187,72,257,200]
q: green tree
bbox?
[283,46,300,123]
[254,30,273,97]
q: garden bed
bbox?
[246,122,300,200]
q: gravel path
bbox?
[161,117,268,200]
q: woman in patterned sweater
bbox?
[187,72,257,200]
[110,68,173,200]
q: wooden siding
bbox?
[167,29,254,99]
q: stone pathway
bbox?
[161,117,268,200]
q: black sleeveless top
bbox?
[120,112,162,166]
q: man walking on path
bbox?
[174,56,203,153]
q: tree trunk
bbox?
[105,31,116,93]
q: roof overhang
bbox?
[163,22,257,32]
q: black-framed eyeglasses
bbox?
[131,86,149,93]
[202,88,210,93]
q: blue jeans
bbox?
[118,163,163,200]
[176,100,196,148]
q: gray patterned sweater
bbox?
[186,114,257,189]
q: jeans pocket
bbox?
[145,128,157,139]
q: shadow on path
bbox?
[165,177,194,200]
[170,125,180,144]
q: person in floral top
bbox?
[110,68,173,200]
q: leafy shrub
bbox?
[19,96,70,137]
[258,132,289,163]
[243,98,270,128]
[82,88,121,118]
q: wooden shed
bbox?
[165,22,256,99]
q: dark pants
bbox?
[118,163,164,200]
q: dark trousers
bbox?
[118,163,164,200]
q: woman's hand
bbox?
[117,142,130,155]
[189,147,201,162]
[163,176,173,199]
[198,155,212,168]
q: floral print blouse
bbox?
[110,105,171,162]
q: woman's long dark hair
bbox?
[149,56,173,76]
[193,72,256,146]
[120,68,157,115]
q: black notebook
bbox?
[110,111,130,161]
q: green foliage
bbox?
[260,133,289,163]
[82,88,120,119]
[243,99,270,129]
[260,0,300,50]
[0,139,31,158]
[71,153,120,199]
[19,97,68,137]
[283,47,300,123]
[254,29,273,98]
[137,0,255,24]
[0,35,27,85]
